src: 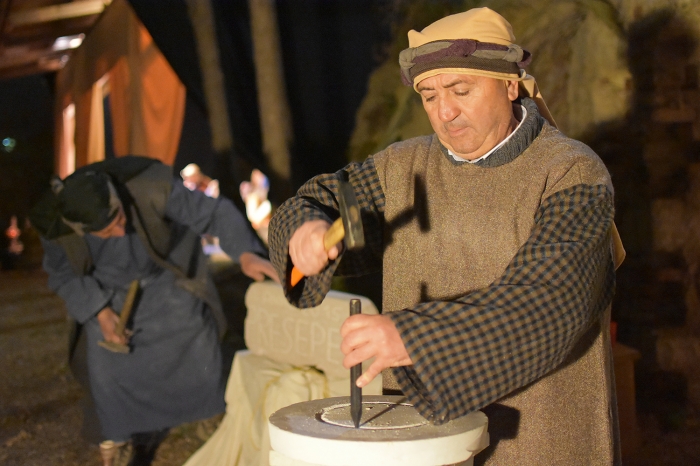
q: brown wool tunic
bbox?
[374,125,618,465]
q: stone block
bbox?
[643,139,685,164]
[244,281,379,380]
[688,379,700,410]
[651,198,688,252]
[653,106,696,123]
[656,328,700,382]
[686,164,700,208]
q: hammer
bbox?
[290,176,365,287]
[98,280,139,354]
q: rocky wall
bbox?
[348,0,700,423]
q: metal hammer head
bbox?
[337,178,365,250]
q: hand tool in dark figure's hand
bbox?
[350,298,362,428]
[98,280,139,354]
[290,175,365,287]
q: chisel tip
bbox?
[351,391,361,428]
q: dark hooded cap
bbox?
[59,171,121,233]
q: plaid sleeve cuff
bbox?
[268,195,336,308]
[268,156,386,308]
[388,183,616,424]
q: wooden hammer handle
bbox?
[114,280,140,336]
[290,217,344,287]
[323,217,345,251]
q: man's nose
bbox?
[438,97,459,122]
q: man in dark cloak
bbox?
[30,155,278,465]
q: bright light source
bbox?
[52,34,84,51]
[2,137,16,152]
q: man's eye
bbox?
[423,95,436,102]
[455,91,469,96]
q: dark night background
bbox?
[0,73,55,254]
[0,0,393,242]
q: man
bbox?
[30,156,277,465]
[269,7,625,465]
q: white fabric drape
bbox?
[184,350,383,466]
[184,351,329,466]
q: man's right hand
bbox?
[96,307,127,345]
[288,220,342,276]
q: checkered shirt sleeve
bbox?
[388,183,616,425]
[268,155,385,307]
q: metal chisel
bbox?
[350,298,362,428]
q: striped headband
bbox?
[399,39,532,87]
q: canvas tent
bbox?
[54,0,186,177]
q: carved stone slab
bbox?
[244,281,379,380]
[268,396,489,466]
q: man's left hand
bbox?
[239,252,281,284]
[340,314,413,388]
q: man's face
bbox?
[90,205,126,239]
[417,73,520,160]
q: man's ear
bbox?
[506,80,520,101]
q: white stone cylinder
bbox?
[268,395,488,466]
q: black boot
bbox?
[127,428,170,466]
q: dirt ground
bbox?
[0,270,213,466]
[2,269,700,465]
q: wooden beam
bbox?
[0,53,68,80]
[0,0,13,52]
[8,0,111,27]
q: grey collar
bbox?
[439,97,545,168]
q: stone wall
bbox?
[628,1,700,411]
[348,0,700,424]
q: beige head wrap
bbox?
[400,8,626,267]
[399,7,557,128]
